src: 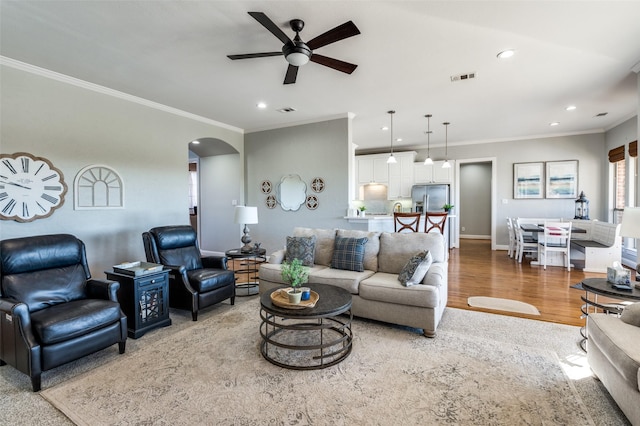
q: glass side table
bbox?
[225,248,267,297]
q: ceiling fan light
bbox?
[285,52,310,66]
[387,154,397,164]
[424,157,433,165]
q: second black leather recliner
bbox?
[142,225,236,321]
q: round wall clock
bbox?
[0,152,68,222]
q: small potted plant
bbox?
[359,205,367,217]
[443,203,454,213]
[280,258,309,304]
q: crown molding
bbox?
[0,56,244,134]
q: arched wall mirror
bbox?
[277,174,307,211]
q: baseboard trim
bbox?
[460,235,491,240]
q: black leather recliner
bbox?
[0,234,127,391]
[142,225,235,321]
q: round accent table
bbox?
[575,277,640,351]
[225,248,266,297]
[260,283,353,370]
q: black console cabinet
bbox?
[106,270,172,338]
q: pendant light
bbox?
[386,110,397,164]
[424,114,433,165]
[442,122,451,169]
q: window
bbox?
[188,162,198,214]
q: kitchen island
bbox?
[344,214,457,248]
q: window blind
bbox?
[608,145,625,163]
[630,140,637,158]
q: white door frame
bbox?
[453,157,497,250]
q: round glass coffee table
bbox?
[260,283,353,370]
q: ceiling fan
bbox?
[227,12,360,84]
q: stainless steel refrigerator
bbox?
[411,184,450,213]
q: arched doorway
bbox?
[189,137,241,253]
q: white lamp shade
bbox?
[234,206,258,224]
[620,207,640,238]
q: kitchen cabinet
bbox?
[387,152,416,199]
[357,154,389,184]
[414,160,454,184]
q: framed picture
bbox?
[546,160,578,199]
[514,162,544,199]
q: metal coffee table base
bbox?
[259,309,353,370]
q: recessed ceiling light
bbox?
[381,126,389,131]
[497,49,515,59]
[191,140,200,144]
[550,122,560,126]
[396,138,403,142]
[256,102,267,109]
[566,105,577,111]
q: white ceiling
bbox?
[2,1,640,154]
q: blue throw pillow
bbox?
[285,236,316,266]
[331,237,368,272]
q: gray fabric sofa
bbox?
[258,227,448,337]
[587,310,640,424]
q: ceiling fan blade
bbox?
[248,12,292,45]
[307,21,360,50]
[310,54,358,74]
[227,52,283,60]
[284,65,299,84]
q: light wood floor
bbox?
[448,239,636,327]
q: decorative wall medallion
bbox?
[0,152,68,222]
[261,180,272,194]
[74,165,124,209]
[266,194,276,209]
[306,195,318,210]
[311,177,325,193]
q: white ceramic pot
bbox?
[287,289,302,304]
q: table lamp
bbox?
[620,207,640,281]
[234,206,258,253]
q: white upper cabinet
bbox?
[414,160,454,184]
[387,152,416,199]
[357,155,389,184]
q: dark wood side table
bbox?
[225,248,266,296]
[573,277,640,351]
[106,270,172,338]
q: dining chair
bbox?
[506,217,517,259]
[425,212,448,235]
[515,218,539,263]
[538,221,572,271]
[394,212,421,232]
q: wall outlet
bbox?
[231,199,237,206]
[461,227,466,232]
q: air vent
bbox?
[450,72,476,82]
[277,107,297,113]
[595,112,608,117]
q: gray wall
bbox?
[460,162,492,238]
[1,65,243,273]
[244,118,351,255]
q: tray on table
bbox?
[270,289,319,309]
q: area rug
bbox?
[468,296,541,315]
[37,298,610,425]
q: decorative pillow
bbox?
[285,236,316,266]
[398,251,433,286]
[621,302,640,327]
[331,237,368,272]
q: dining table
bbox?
[519,222,586,267]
